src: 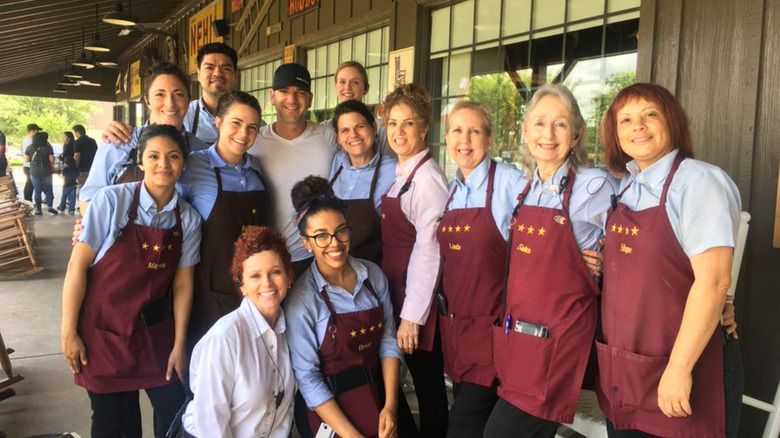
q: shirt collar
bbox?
[138,182,179,214]
[309,256,369,298]
[626,149,679,189]
[239,297,287,337]
[336,149,380,171]
[454,155,490,191]
[205,143,250,169]
[199,97,215,117]
[531,158,572,193]
[395,148,430,179]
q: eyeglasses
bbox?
[304,227,352,248]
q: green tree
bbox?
[0,95,100,148]
[587,71,636,148]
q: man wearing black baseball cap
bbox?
[248,62,338,277]
[21,124,43,201]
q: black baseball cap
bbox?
[272,63,311,92]
[27,123,43,131]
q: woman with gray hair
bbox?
[483,84,616,437]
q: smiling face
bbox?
[270,86,312,125]
[139,136,186,190]
[215,103,261,164]
[301,209,351,274]
[239,250,292,322]
[145,74,189,129]
[445,108,492,179]
[386,103,428,162]
[197,53,236,99]
[522,95,577,170]
[337,111,376,165]
[335,67,368,103]
[616,98,673,170]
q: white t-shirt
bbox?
[248,121,337,261]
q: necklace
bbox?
[253,311,286,409]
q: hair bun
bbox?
[290,175,334,210]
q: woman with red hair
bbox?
[596,83,742,438]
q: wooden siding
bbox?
[639,1,780,436]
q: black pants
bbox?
[450,381,498,438]
[606,335,744,438]
[22,166,33,201]
[404,328,448,438]
[87,380,185,438]
[483,397,559,438]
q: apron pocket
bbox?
[88,318,174,380]
[307,382,382,438]
[493,325,558,401]
[450,315,495,368]
[604,344,668,411]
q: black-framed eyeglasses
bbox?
[303,227,352,248]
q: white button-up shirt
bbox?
[182,298,294,437]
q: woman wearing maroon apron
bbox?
[380,84,450,438]
[436,101,525,438]
[328,100,397,266]
[596,83,742,438]
[61,125,202,438]
[284,177,405,438]
[484,85,615,437]
[179,91,271,349]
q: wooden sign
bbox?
[129,60,142,100]
[284,45,296,64]
[289,0,318,17]
[188,0,225,74]
[388,47,415,91]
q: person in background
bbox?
[22,123,41,201]
[285,176,405,438]
[73,124,98,197]
[58,131,79,214]
[0,129,8,176]
[24,131,58,216]
[322,61,395,159]
[380,83,449,438]
[436,101,525,438]
[247,62,338,278]
[484,84,614,438]
[596,83,742,438]
[61,124,201,438]
[328,99,397,265]
[79,62,208,215]
[179,227,294,437]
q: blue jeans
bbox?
[58,184,77,212]
[30,175,54,211]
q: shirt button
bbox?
[638,175,644,182]
[240,180,245,185]
[270,344,274,350]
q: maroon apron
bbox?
[596,155,725,438]
[380,151,438,352]
[330,156,383,265]
[75,183,182,393]
[492,171,599,423]
[306,282,385,438]
[437,160,503,387]
[188,167,270,348]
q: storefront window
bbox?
[306,26,390,122]
[428,0,639,177]
[240,58,283,125]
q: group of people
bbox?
[20,123,97,215]
[61,40,743,438]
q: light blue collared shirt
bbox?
[522,159,617,251]
[329,150,397,212]
[79,126,208,203]
[283,256,402,409]
[446,157,526,240]
[618,149,742,257]
[184,99,219,145]
[78,181,202,267]
[179,144,267,221]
